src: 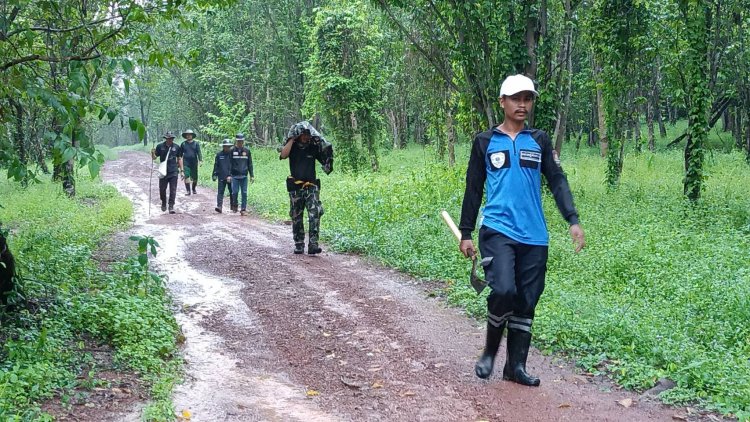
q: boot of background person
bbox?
[307,243,322,255]
[185,183,191,195]
[230,195,238,212]
[161,202,167,212]
[475,321,505,379]
[294,243,304,254]
[192,181,197,194]
[502,327,540,386]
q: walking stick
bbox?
[148,137,155,217]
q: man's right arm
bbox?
[459,135,487,240]
[279,138,294,159]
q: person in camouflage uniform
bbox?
[279,121,333,255]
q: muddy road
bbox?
[102,151,693,422]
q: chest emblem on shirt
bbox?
[242,152,247,156]
[233,151,239,156]
[490,151,507,169]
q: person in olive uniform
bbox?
[279,121,333,255]
[151,131,184,214]
[229,133,254,216]
[212,139,234,213]
[180,129,203,195]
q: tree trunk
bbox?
[553,6,573,156]
[593,55,608,157]
[446,107,456,166]
[647,100,655,151]
[732,105,743,149]
[387,109,400,149]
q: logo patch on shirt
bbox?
[489,151,509,170]
[233,151,239,155]
[242,152,247,156]
[519,150,541,162]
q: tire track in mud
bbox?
[103,151,703,422]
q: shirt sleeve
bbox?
[458,134,487,240]
[197,142,203,162]
[537,131,579,225]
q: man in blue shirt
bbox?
[212,139,233,213]
[459,74,585,386]
[151,131,184,214]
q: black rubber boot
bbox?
[475,322,505,379]
[192,181,197,194]
[294,243,304,254]
[307,243,322,255]
[502,328,540,386]
[185,184,191,195]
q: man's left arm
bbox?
[538,131,585,252]
[197,142,203,163]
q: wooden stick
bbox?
[440,210,462,241]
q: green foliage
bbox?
[200,98,256,140]
[237,141,750,418]
[304,1,386,172]
[0,175,180,420]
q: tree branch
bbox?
[374,0,459,92]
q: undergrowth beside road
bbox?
[198,141,750,420]
[0,175,180,421]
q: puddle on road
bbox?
[104,157,338,422]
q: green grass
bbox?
[186,131,750,419]
[0,175,181,421]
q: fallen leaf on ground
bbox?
[400,391,416,397]
[368,366,382,372]
[672,415,687,421]
[372,381,384,389]
[306,389,320,397]
[618,398,634,408]
[558,403,571,408]
[180,409,192,420]
[340,376,366,389]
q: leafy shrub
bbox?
[0,175,180,420]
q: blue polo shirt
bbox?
[483,128,548,245]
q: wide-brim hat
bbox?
[499,74,539,98]
[182,129,196,139]
[221,139,233,146]
[162,131,176,139]
[235,133,246,141]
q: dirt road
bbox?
[102,151,696,422]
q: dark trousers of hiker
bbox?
[216,179,230,209]
[184,160,198,192]
[159,175,178,208]
[289,186,322,247]
[479,226,548,325]
[474,225,547,385]
[231,176,248,211]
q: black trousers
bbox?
[159,175,178,207]
[479,226,548,329]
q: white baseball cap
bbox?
[499,74,539,97]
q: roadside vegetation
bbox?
[0,175,180,420]
[191,125,750,419]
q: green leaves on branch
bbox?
[304,1,386,172]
